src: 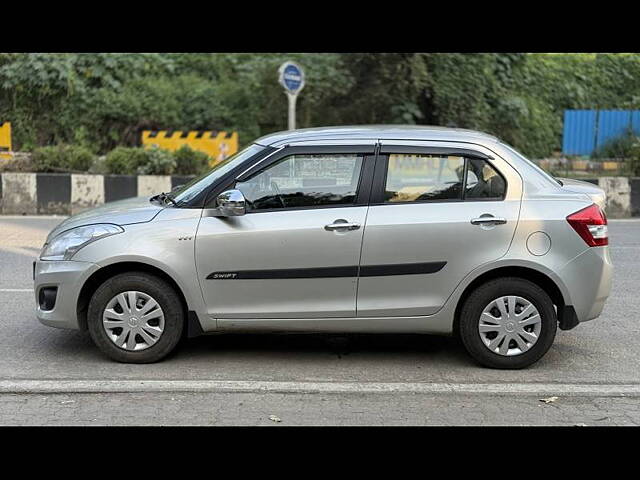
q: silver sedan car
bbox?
[34,126,612,368]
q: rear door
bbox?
[357,141,522,317]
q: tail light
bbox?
[566,204,608,247]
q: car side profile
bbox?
[34,125,612,368]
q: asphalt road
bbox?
[1,215,639,425]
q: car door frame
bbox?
[353,139,523,319]
[196,140,378,325]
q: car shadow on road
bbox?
[27,325,477,370]
[181,332,470,363]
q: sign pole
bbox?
[278,61,305,131]
[287,92,297,130]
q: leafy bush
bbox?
[3,143,207,175]
[173,145,211,175]
[104,147,149,175]
[592,130,638,159]
[136,146,176,175]
[626,138,640,176]
[30,144,95,172]
[88,155,108,174]
[104,146,177,175]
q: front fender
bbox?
[71,210,211,326]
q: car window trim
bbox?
[378,145,493,160]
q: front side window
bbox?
[236,153,363,211]
[383,154,506,203]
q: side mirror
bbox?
[215,189,246,217]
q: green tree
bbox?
[4,52,640,160]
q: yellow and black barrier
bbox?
[142,130,238,167]
[0,122,12,160]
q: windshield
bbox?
[172,144,266,206]
[499,142,562,186]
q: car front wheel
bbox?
[87,272,184,363]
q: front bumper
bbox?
[558,246,613,322]
[34,259,100,330]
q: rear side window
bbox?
[236,153,363,211]
[383,154,506,203]
[385,154,464,202]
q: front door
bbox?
[195,147,375,319]
[357,142,521,317]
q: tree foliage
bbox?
[2,53,640,159]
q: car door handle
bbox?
[471,216,507,225]
[324,220,361,231]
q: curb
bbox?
[1,379,639,396]
[0,173,196,215]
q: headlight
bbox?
[40,224,124,261]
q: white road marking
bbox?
[0,380,639,396]
[0,289,32,292]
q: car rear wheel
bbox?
[459,277,557,369]
[87,272,184,363]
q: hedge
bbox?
[1,144,212,176]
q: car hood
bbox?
[47,196,164,241]
[557,177,606,211]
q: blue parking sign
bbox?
[279,62,305,94]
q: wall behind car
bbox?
[0,173,195,215]
[0,173,637,218]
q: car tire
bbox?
[459,277,557,369]
[87,272,184,363]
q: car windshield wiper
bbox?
[151,192,178,207]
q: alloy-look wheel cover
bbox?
[478,295,542,356]
[102,291,165,351]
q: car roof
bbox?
[254,125,500,147]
